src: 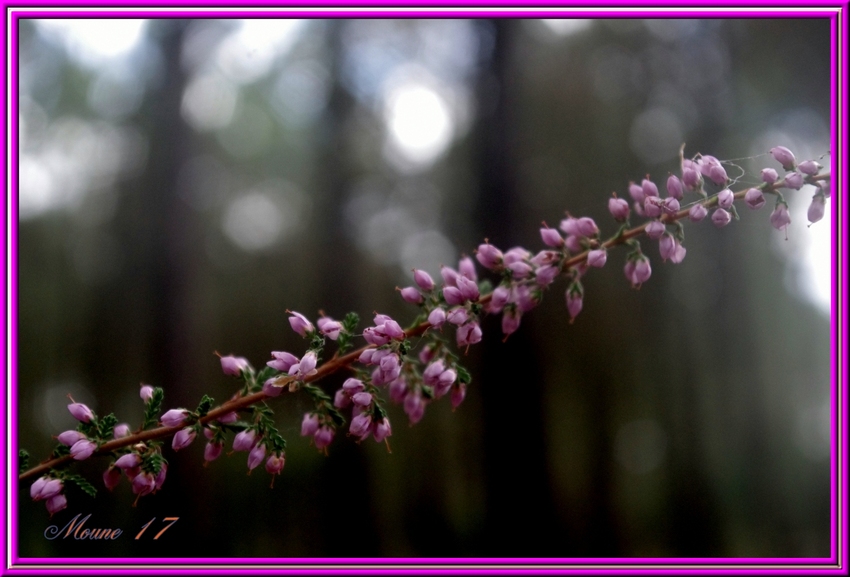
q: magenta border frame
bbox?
[1,3,846,575]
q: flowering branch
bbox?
[21,145,830,517]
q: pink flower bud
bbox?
[171,427,196,451]
[712,208,732,228]
[389,377,408,403]
[565,235,582,253]
[587,249,607,268]
[443,286,465,305]
[566,290,583,322]
[458,256,477,281]
[476,243,504,270]
[132,471,156,496]
[641,177,659,198]
[68,401,94,423]
[301,413,320,437]
[334,388,351,409]
[266,453,285,475]
[57,430,86,446]
[317,317,342,340]
[233,429,257,451]
[220,355,249,376]
[247,443,267,471]
[358,349,375,364]
[413,269,435,291]
[400,286,423,304]
[671,242,687,264]
[263,378,283,397]
[31,477,63,501]
[154,463,167,491]
[643,196,662,218]
[608,197,630,221]
[46,493,67,517]
[501,307,521,336]
[404,391,426,424]
[267,351,299,372]
[625,257,652,287]
[540,227,564,247]
[623,182,643,205]
[161,409,189,428]
[698,155,721,177]
[70,439,97,461]
[576,217,599,237]
[297,351,317,377]
[663,197,680,214]
[707,163,728,186]
[770,146,796,170]
[350,412,372,438]
[288,311,314,337]
[761,168,779,184]
[659,233,676,262]
[447,307,469,326]
[423,359,445,387]
[507,261,533,280]
[428,307,447,327]
[784,171,804,190]
[798,160,822,176]
[218,412,238,424]
[204,441,223,462]
[535,264,559,286]
[139,384,154,403]
[352,392,373,407]
[666,174,684,200]
[373,417,392,443]
[488,285,510,314]
[559,216,581,236]
[103,467,122,491]
[504,247,531,264]
[807,194,825,224]
[682,166,701,190]
[457,322,482,347]
[114,453,141,470]
[689,204,708,222]
[114,423,131,438]
[645,220,665,240]
[745,188,766,210]
[451,383,467,409]
[362,327,390,346]
[456,275,480,301]
[717,188,734,209]
[440,265,459,287]
[313,426,334,449]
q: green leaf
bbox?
[18,450,29,474]
[325,406,346,428]
[142,387,165,430]
[457,366,472,385]
[195,395,214,418]
[256,366,281,384]
[52,444,71,458]
[96,413,118,440]
[65,474,97,498]
[342,312,360,332]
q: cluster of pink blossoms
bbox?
[25,145,828,514]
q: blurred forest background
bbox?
[16,18,833,559]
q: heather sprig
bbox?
[20,144,830,515]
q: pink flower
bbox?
[576,217,599,237]
[161,409,189,428]
[57,430,86,446]
[458,256,477,281]
[682,165,702,190]
[301,413,320,437]
[103,467,122,491]
[132,472,156,496]
[204,441,223,462]
[440,265,459,287]
[625,256,652,288]
[233,429,258,451]
[540,226,564,248]
[289,351,318,380]
[428,307,447,327]
[31,477,63,501]
[784,171,804,190]
[689,204,708,222]
[317,317,342,340]
[457,322,482,347]
[114,453,141,470]
[352,392,373,407]
[313,426,335,449]
[266,453,285,476]
[70,439,97,461]
[267,351,299,372]
[608,196,630,221]
[663,197,680,214]
[566,291,583,323]
[487,285,510,314]
[798,160,822,176]
[139,384,154,403]
[67,401,93,423]
[645,220,665,240]
[288,311,314,337]
[745,188,766,210]
[643,196,663,218]
[263,378,284,397]
[761,168,779,184]
[247,443,267,471]
[501,307,522,336]
[587,249,607,268]
[717,188,734,209]
[451,383,467,410]
[770,146,796,170]
[46,493,67,517]
[666,174,684,200]
[400,286,424,304]
[155,462,167,491]
[476,243,504,270]
[113,423,131,438]
[535,264,559,286]
[171,427,196,451]
[712,208,732,228]
[220,355,249,376]
[404,391,426,424]
[628,181,645,204]
[456,275,480,302]
[373,417,392,443]
[350,412,373,439]
[447,307,469,326]
[413,269,435,291]
[343,377,366,394]
[641,177,659,199]
[808,194,825,224]
[507,261,533,280]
